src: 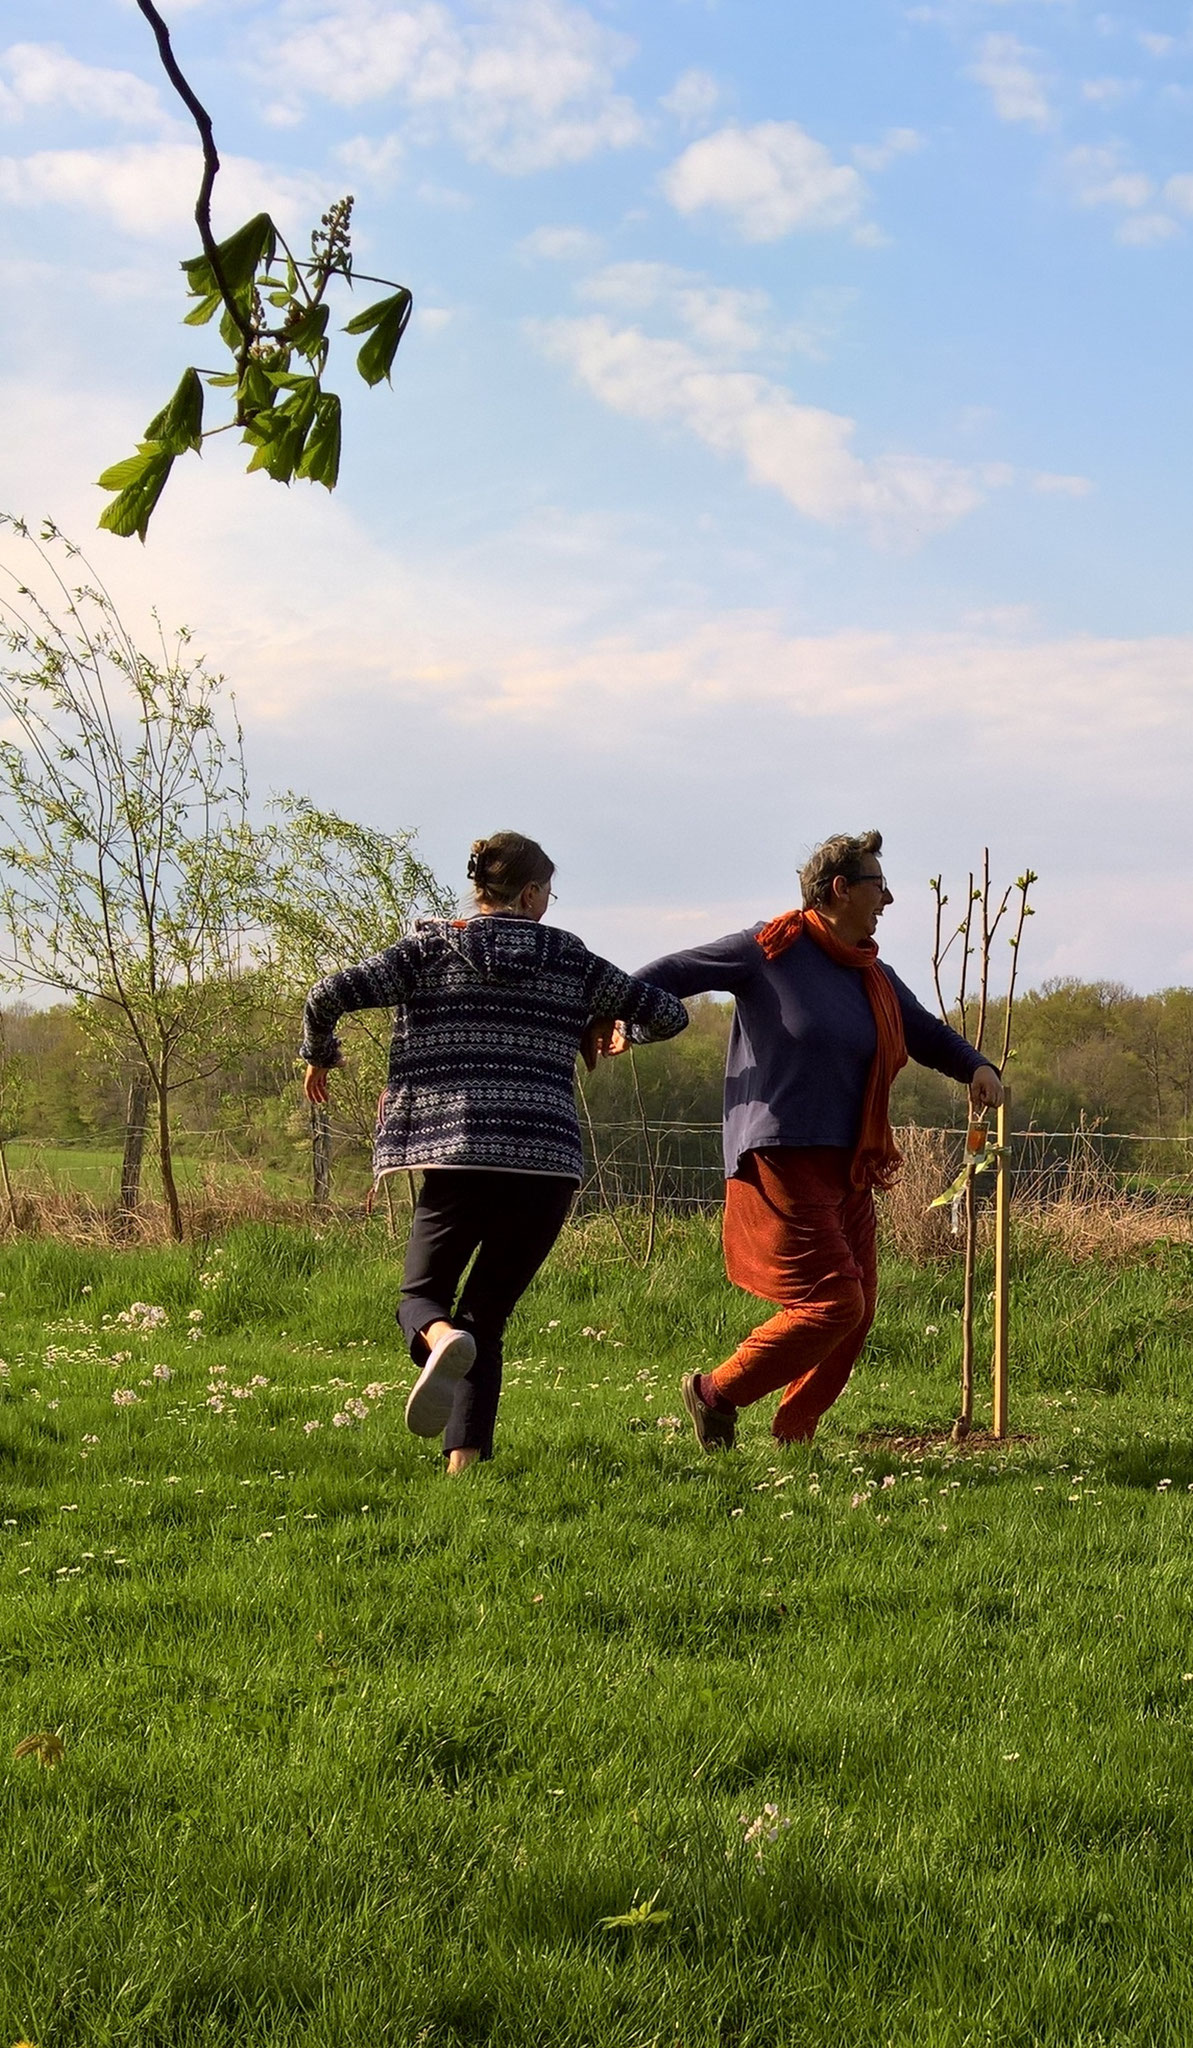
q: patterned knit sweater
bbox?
[300,915,688,1181]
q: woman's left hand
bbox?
[304,1064,331,1104]
[969,1064,1004,1113]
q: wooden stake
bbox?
[992,1088,1011,1439]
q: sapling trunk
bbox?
[310,1102,332,1208]
[0,1139,15,1231]
[954,1175,978,1442]
[156,1055,183,1241]
[119,1069,152,1226]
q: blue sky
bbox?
[2,0,1192,992]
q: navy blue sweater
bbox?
[635,926,990,1178]
[301,915,687,1182]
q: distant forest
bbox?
[4,979,1193,1161]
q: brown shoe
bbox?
[682,1372,736,1451]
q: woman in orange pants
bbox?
[628,831,1003,1448]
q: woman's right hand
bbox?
[304,1064,331,1104]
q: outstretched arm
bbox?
[298,940,419,1079]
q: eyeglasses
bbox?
[852,871,888,891]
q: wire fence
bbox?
[572,1121,1193,1218]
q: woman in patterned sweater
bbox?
[301,832,686,1472]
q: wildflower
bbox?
[81,1434,99,1446]
[346,1397,368,1420]
[187,1309,203,1322]
[303,1420,322,1435]
[81,1285,92,1296]
[850,1493,865,1509]
[332,1412,352,1427]
[206,1395,225,1413]
[152,1363,172,1382]
[736,1803,793,1865]
[362,1382,386,1401]
[881,1474,897,1490]
[111,1389,138,1408]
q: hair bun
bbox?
[466,839,488,882]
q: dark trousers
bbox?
[398,1169,576,1458]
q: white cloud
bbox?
[852,126,924,172]
[1163,173,1193,214]
[0,42,171,130]
[1139,30,1177,57]
[662,121,868,242]
[578,263,773,357]
[334,132,405,182]
[968,34,1052,128]
[520,223,604,260]
[267,0,646,172]
[2,374,1187,987]
[0,143,325,239]
[1116,210,1179,244]
[533,315,999,542]
[660,68,720,127]
[1080,76,1136,104]
[1032,472,1094,497]
[1066,144,1153,211]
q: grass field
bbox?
[3,1215,1193,2045]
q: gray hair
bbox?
[800,830,884,910]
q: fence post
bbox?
[992,1088,1011,1439]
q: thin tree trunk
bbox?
[0,1139,16,1232]
[310,1103,332,1207]
[954,1175,977,1442]
[119,1069,152,1224]
[156,1056,183,1241]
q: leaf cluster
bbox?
[98,202,412,539]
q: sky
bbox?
[1,0,1192,997]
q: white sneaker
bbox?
[405,1328,477,1438]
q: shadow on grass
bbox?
[1101,1440,1193,1489]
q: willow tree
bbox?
[0,517,266,1237]
[259,798,453,1208]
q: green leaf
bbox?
[145,368,204,456]
[242,377,319,482]
[238,362,278,416]
[95,443,175,542]
[343,289,412,386]
[183,289,222,328]
[219,303,248,354]
[928,1147,1007,1209]
[288,302,330,362]
[597,1892,670,1931]
[182,213,277,302]
[296,392,341,490]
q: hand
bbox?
[968,1065,1004,1114]
[579,1017,628,1071]
[304,1064,330,1104]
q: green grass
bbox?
[3,1216,1193,2045]
[4,1141,374,1206]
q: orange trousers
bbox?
[709,1147,877,1443]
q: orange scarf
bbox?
[754,906,908,1191]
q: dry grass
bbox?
[879,1124,958,1263]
